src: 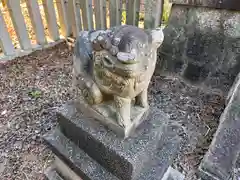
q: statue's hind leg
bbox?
[135,88,149,108]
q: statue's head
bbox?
[91,25,164,77]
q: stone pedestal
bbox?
[43,102,183,180]
[158,1,240,94]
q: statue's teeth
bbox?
[117,52,135,62]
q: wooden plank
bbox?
[126,0,134,25]
[144,0,163,29]
[154,0,164,27]
[109,0,116,27]
[80,0,93,30]
[42,0,60,41]
[75,0,82,32]
[94,0,107,29]
[87,0,94,29]
[0,9,15,55]
[109,0,122,27]
[117,0,122,26]
[55,0,71,37]
[66,0,72,34]
[6,0,32,50]
[102,0,107,29]
[171,0,240,11]
[126,0,140,26]
[134,0,141,26]
[68,0,82,37]
[94,0,101,29]
[26,0,47,45]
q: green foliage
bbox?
[28,90,42,98]
[122,11,127,24]
[162,0,172,24]
[139,12,144,21]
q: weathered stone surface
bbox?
[161,167,185,180]
[170,0,240,11]
[158,5,240,93]
[198,74,240,179]
[73,25,164,136]
[45,167,64,180]
[44,128,119,180]
[54,156,83,180]
[48,102,182,180]
[226,72,240,104]
[233,169,240,180]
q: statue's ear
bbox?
[150,28,164,48]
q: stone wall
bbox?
[157,4,240,93]
[169,0,240,11]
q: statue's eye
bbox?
[104,57,112,65]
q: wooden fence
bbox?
[0,0,164,61]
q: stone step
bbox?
[45,167,64,180]
[44,128,119,180]
[55,102,182,180]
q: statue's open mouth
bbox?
[117,52,138,65]
[101,59,138,78]
[99,52,139,78]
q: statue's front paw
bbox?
[82,83,103,105]
[82,88,94,105]
[140,100,149,109]
[116,113,125,128]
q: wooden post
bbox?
[26,0,47,45]
[1,0,6,7]
[6,0,32,50]
[109,0,122,27]
[68,0,82,37]
[94,0,107,30]
[127,0,140,26]
[109,0,116,27]
[55,0,71,37]
[0,9,15,55]
[144,0,163,29]
[117,0,122,26]
[154,0,164,27]
[42,0,60,41]
[80,0,93,30]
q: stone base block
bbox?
[198,73,240,180]
[44,102,182,180]
[45,167,64,180]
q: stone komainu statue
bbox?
[73,25,164,137]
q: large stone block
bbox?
[170,0,240,11]
[45,167,65,180]
[44,102,182,180]
[158,5,240,93]
[198,74,240,179]
[44,128,119,180]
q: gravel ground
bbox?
[0,42,225,180]
[149,75,225,180]
[0,43,74,180]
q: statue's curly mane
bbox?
[112,25,151,53]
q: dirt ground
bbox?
[0,42,225,180]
